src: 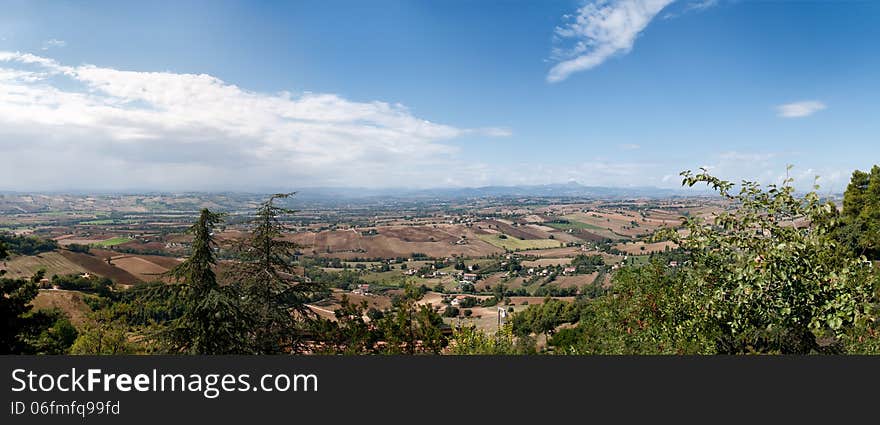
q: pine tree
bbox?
[236,193,322,354]
[377,284,447,354]
[838,165,880,258]
[161,209,251,354]
[0,239,7,277]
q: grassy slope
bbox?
[476,234,562,251]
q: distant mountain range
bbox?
[291,182,693,201]
[0,183,703,214]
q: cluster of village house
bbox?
[348,245,683,297]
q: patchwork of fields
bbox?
[2,248,177,285]
[475,234,563,251]
[1,193,707,337]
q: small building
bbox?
[563,267,576,275]
[462,273,478,282]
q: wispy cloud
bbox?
[0,51,509,190]
[685,0,717,12]
[618,143,641,150]
[776,100,826,118]
[474,127,514,137]
[662,0,719,20]
[547,0,675,83]
[40,38,66,50]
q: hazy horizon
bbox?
[2,1,877,192]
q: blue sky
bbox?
[0,0,878,191]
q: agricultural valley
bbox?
[0,191,723,348]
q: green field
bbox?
[80,219,138,225]
[80,219,115,225]
[0,226,31,233]
[544,219,604,231]
[91,237,131,247]
[36,211,70,217]
[477,234,562,251]
[361,270,432,287]
[622,255,651,266]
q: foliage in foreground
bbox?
[450,324,537,355]
[836,165,880,259]
[313,285,449,355]
[550,168,879,354]
[0,269,79,354]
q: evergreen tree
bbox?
[235,193,322,354]
[0,271,75,354]
[838,166,880,258]
[70,310,138,355]
[377,285,447,354]
[0,274,41,353]
[161,209,251,354]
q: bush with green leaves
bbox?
[314,285,448,354]
[552,168,879,354]
[1,272,79,354]
[450,324,536,355]
[0,233,58,256]
[631,168,875,354]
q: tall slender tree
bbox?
[161,209,251,354]
[0,239,7,277]
[236,193,322,353]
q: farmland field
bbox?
[521,257,573,267]
[92,236,131,247]
[552,273,599,289]
[519,246,587,258]
[561,212,645,239]
[289,225,501,259]
[361,269,432,287]
[544,220,604,231]
[2,252,88,279]
[613,240,678,255]
[110,256,171,282]
[80,219,138,225]
[59,250,142,285]
[31,290,95,326]
[476,234,562,251]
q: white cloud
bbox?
[685,0,717,12]
[547,0,675,83]
[674,151,848,192]
[776,100,826,118]
[472,127,513,137]
[41,39,66,50]
[662,0,718,19]
[0,51,509,190]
